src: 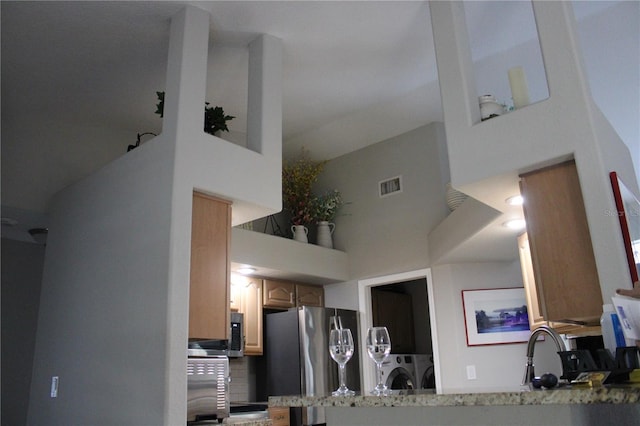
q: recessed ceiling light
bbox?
[503,219,526,230]
[506,195,524,206]
[236,266,256,275]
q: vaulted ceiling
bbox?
[2,1,638,245]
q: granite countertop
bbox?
[222,417,272,426]
[268,385,640,408]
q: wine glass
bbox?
[366,326,391,395]
[328,328,356,396]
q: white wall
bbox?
[317,122,449,279]
[1,239,45,426]
[26,6,282,425]
[431,1,639,314]
[321,122,552,393]
[324,280,359,311]
[27,133,176,425]
[431,261,562,393]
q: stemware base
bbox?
[332,387,356,396]
[370,386,390,396]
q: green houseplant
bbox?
[155,91,235,135]
[312,190,343,223]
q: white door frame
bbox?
[357,268,442,394]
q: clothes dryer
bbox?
[412,354,435,389]
[379,354,416,390]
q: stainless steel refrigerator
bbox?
[265,306,361,426]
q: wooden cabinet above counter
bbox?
[230,277,324,356]
[519,160,603,326]
[263,279,324,309]
[189,192,231,341]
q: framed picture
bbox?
[462,287,531,346]
[610,171,640,284]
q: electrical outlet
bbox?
[50,376,59,398]
[466,365,477,380]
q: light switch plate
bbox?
[466,365,477,380]
[50,376,59,398]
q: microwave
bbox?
[228,312,244,357]
[188,312,244,358]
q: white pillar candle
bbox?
[508,66,530,109]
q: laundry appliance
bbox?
[380,354,416,390]
[412,354,435,389]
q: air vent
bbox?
[379,176,402,198]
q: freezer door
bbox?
[265,309,301,397]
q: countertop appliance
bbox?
[380,354,416,390]
[264,306,361,426]
[187,355,229,424]
[188,312,244,358]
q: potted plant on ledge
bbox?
[282,150,326,243]
[312,190,343,249]
[155,91,235,136]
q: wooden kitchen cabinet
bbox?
[240,278,263,355]
[230,282,241,312]
[518,232,602,335]
[189,192,231,340]
[263,279,324,309]
[268,406,290,426]
[263,279,296,309]
[295,283,324,307]
[518,232,545,330]
[519,160,603,325]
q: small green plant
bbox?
[312,190,343,222]
[155,91,235,135]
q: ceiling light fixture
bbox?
[506,195,524,206]
[236,266,256,275]
[503,219,526,230]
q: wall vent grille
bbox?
[379,176,403,198]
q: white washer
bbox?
[379,354,416,390]
[412,354,435,389]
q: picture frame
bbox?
[462,287,531,346]
[609,171,640,284]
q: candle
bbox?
[508,66,530,109]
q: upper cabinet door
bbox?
[189,192,231,340]
[518,232,546,330]
[295,284,324,308]
[263,279,296,309]
[519,160,602,324]
[241,278,263,355]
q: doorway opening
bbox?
[358,269,441,394]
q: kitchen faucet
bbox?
[522,324,567,385]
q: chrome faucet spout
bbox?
[521,325,567,385]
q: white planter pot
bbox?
[291,225,309,243]
[316,221,335,248]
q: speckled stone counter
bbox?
[268,385,640,408]
[269,388,640,425]
[222,417,272,426]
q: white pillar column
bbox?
[163,5,210,140]
[247,34,283,161]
